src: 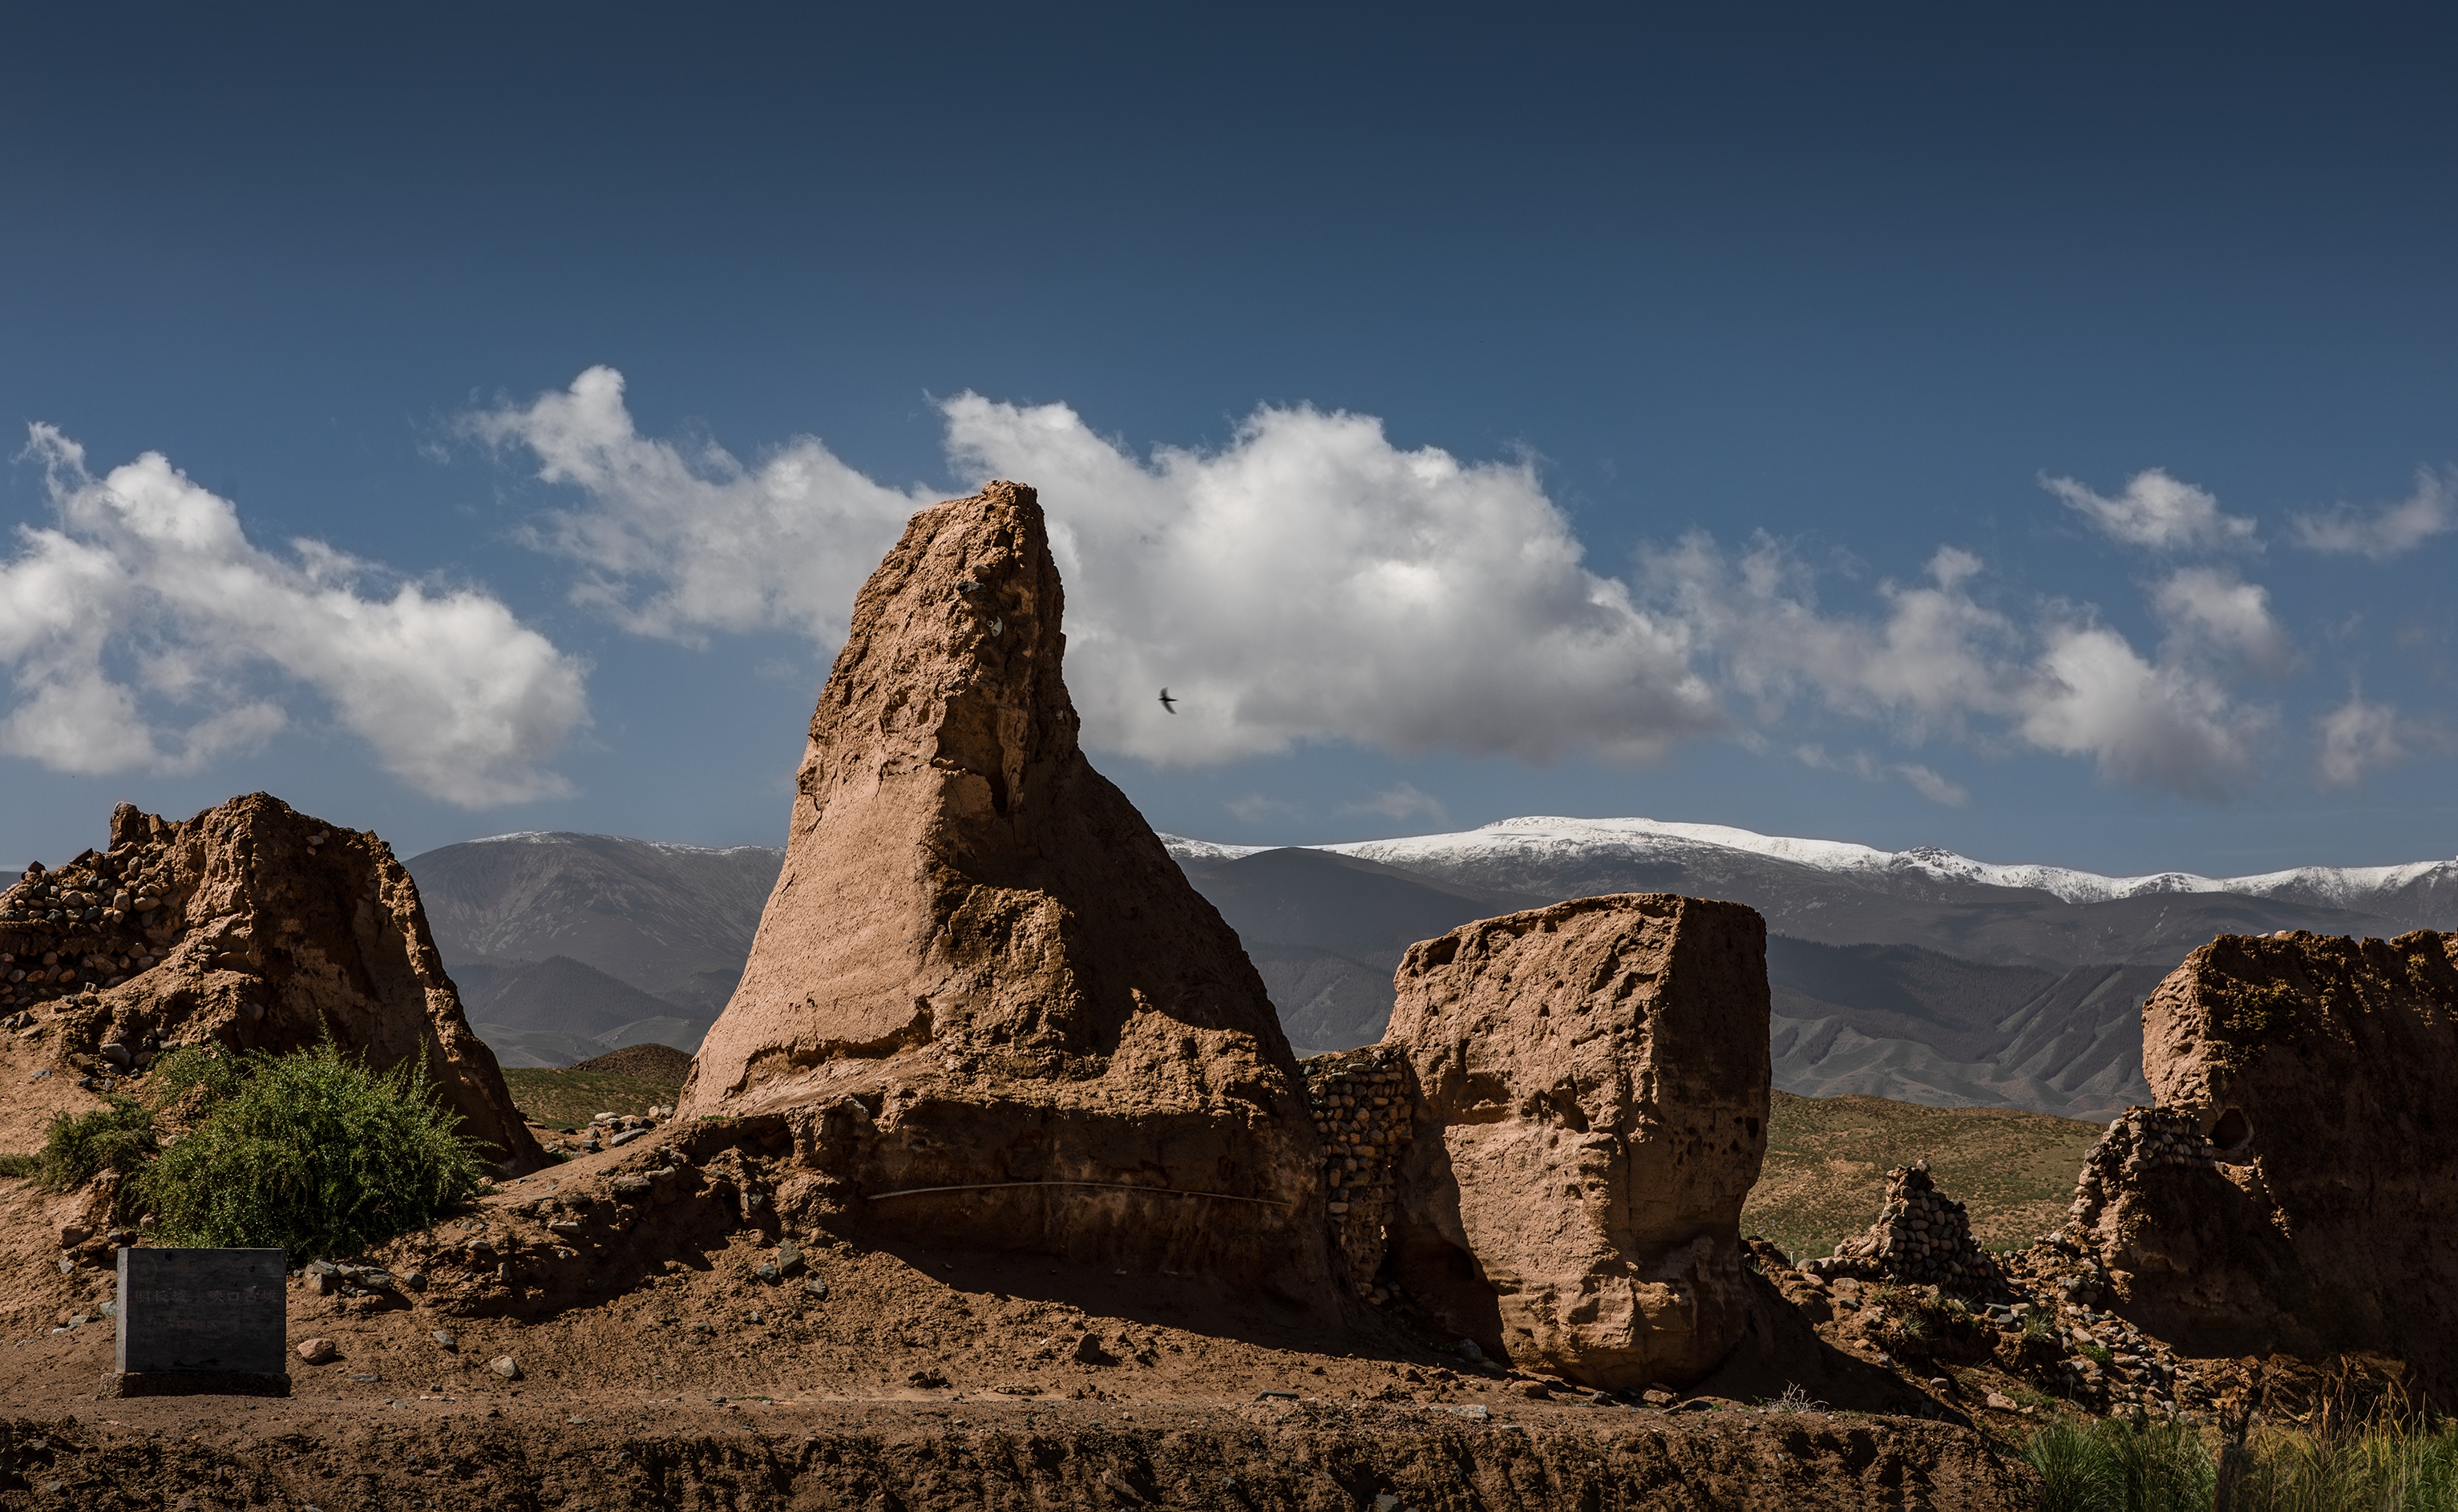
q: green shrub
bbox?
[144,1043,244,1114]
[132,1040,484,1260]
[37,1094,156,1195]
[0,1153,40,1178]
[2024,1414,2213,1512]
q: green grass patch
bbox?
[499,1067,683,1130]
[2025,1414,2214,1512]
[132,1041,486,1259]
[0,1152,43,1178]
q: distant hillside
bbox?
[1176,843,2165,1114]
[1276,817,2434,969]
[406,831,782,1014]
[406,817,2443,1120]
[1765,939,2165,1117]
[456,954,681,1036]
[1745,1090,2108,1262]
[1178,847,1545,1053]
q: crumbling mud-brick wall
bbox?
[1380,893,1769,1389]
[4,795,540,1169]
[2056,930,2458,1397]
[677,483,1324,1289]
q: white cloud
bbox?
[467,366,932,645]
[475,370,2298,801]
[2149,566,2294,676]
[1898,763,1970,807]
[1663,539,2266,798]
[1340,781,1449,825]
[2314,691,2406,790]
[2,426,587,806]
[2044,468,2258,551]
[479,370,1724,767]
[2015,623,2264,798]
[2288,470,2457,559]
[1651,540,2019,741]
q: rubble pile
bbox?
[1806,1161,2004,1293]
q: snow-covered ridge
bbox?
[467,831,780,857]
[1162,815,2458,908]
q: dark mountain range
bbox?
[1764,939,2167,1117]
[1174,848,1547,1052]
[455,955,684,1036]
[403,819,2448,1118]
[1298,833,2399,972]
[450,954,716,1069]
[1173,845,2170,1114]
[406,832,782,1013]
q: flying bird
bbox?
[1158,688,1178,714]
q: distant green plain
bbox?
[499,1067,685,1130]
[1743,1089,2107,1262]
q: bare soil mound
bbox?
[0,1397,2035,1510]
[0,1128,2036,1510]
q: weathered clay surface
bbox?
[1380,894,1771,1389]
[0,794,540,1168]
[677,482,1320,1282]
[2052,930,2458,1397]
[1806,1160,2005,1295]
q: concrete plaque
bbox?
[113,1247,289,1395]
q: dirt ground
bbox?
[0,1023,2059,1510]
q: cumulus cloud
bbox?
[1651,540,2019,741]
[2288,470,2457,560]
[1660,539,2266,798]
[475,370,2299,800]
[467,366,932,645]
[1,426,587,805]
[2015,623,2263,798]
[2044,468,2258,551]
[478,370,1723,767]
[2149,566,2294,676]
[2314,692,2408,790]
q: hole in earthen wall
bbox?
[2210,1106,2254,1154]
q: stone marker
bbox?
[111,1247,289,1397]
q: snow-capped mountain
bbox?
[1161,816,2458,1116]
[1171,815,2458,911]
[1160,816,2458,957]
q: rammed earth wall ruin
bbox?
[2053,929,2458,1397]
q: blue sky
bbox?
[5,3,2456,876]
